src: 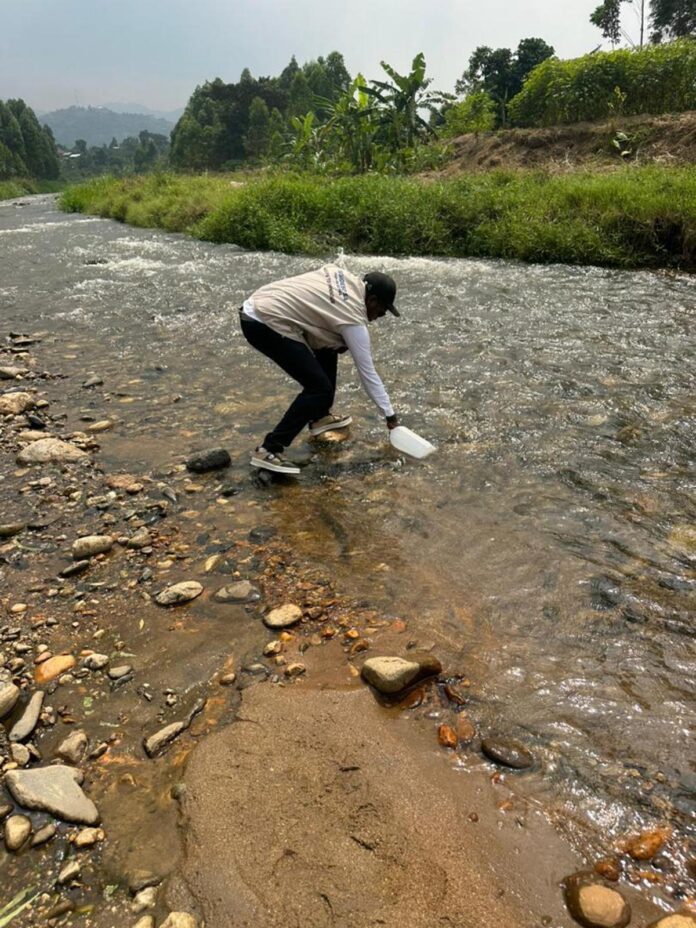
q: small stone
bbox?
[17,437,88,464]
[160,913,197,928]
[31,822,57,846]
[214,580,260,604]
[0,391,35,416]
[128,871,163,893]
[481,737,534,770]
[72,534,113,559]
[456,712,477,744]
[9,691,45,741]
[82,373,103,388]
[563,872,631,928]
[132,918,155,928]
[108,665,132,680]
[5,765,99,824]
[0,365,28,379]
[132,886,158,912]
[0,522,26,538]
[594,858,621,882]
[438,724,458,748]
[86,419,114,433]
[127,527,151,549]
[10,743,30,766]
[83,652,109,671]
[219,672,237,686]
[57,730,88,764]
[0,680,20,719]
[647,916,696,928]
[264,603,303,629]
[5,814,32,851]
[57,859,81,884]
[285,662,306,678]
[74,826,104,847]
[35,653,76,683]
[60,560,91,578]
[361,654,442,695]
[186,448,231,473]
[622,827,671,861]
[264,640,282,656]
[155,581,203,606]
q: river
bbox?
[1,193,694,914]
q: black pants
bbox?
[240,312,337,453]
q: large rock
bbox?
[5,765,99,825]
[0,680,20,719]
[361,655,442,694]
[155,581,203,607]
[35,654,76,684]
[9,691,44,742]
[0,391,35,416]
[17,438,88,465]
[186,448,231,473]
[481,738,535,770]
[214,581,260,604]
[264,603,302,629]
[72,535,113,559]
[563,873,631,928]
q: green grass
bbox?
[59,168,696,271]
[0,178,65,201]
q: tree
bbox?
[651,0,696,39]
[442,92,497,137]
[267,107,287,161]
[244,96,271,160]
[288,70,314,118]
[591,0,626,44]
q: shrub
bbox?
[442,92,497,137]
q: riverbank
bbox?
[0,179,64,201]
[60,166,696,270]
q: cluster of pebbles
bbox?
[0,330,693,928]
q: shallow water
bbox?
[1,195,694,872]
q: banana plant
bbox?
[317,74,379,172]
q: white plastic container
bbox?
[389,426,436,460]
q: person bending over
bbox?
[240,264,399,475]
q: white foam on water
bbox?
[107,256,167,274]
[0,217,107,236]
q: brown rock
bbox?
[563,872,631,928]
[35,654,76,684]
[456,713,476,744]
[647,916,696,928]
[594,858,621,882]
[622,827,671,861]
[438,724,458,749]
[0,392,35,416]
[264,603,302,629]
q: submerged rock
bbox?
[214,580,260,604]
[56,730,88,765]
[186,448,231,473]
[563,872,630,928]
[481,737,534,770]
[155,581,203,606]
[264,603,302,628]
[17,437,88,464]
[623,826,671,861]
[361,654,442,695]
[143,698,205,757]
[5,765,99,824]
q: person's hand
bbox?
[386,414,399,430]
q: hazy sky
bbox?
[2,0,604,113]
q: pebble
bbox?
[35,653,76,683]
[60,559,91,578]
[82,373,103,387]
[9,690,45,741]
[0,392,35,416]
[264,640,282,656]
[264,603,303,629]
[72,534,113,559]
[563,872,631,928]
[214,580,261,604]
[86,419,114,432]
[361,654,442,694]
[108,664,133,680]
[647,917,696,928]
[127,527,152,549]
[5,765,99,824]
[10,743,31,766]
[186,448,231,473]
[155,581,203,606]
[17,437,88,464]
[57,859,81,884]
[143,698,205,757]
[4,814,32,851]
[0,680,20,719]
[132,886,158,912]
[481,737,535,770]
[594,858,621,882]
[219,672,237,686]
[160,914,198,928]
[622,826,671,860]
[456,712,477,743]
[0,521,26,538]
[57,730,88,764]
[132,918,155,928]
[74,827,103,848]
[0,365,28,379]
[31,822,57,846]
[285,662,306,678]
[83,652,109,670]
[128,871,163,893]
[438,724,458,748]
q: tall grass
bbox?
[0,178,65,201]
[60,168,696,271]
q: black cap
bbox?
[363,272,400,317]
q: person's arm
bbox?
[340,324,398,427]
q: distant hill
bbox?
[103,102,184,122]
[41,106,175,147]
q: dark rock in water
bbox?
[60,560,90,578]
[214,581,260,604]
[563,872,630,928]
[481,737,534,770]
[26,414,46,429]
[0,522,26,539]
[590,575,623,610]
[186,448,231,473]
[248,526,276,543]
[220,485,241,497]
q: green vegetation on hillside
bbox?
[0,99,60,181]
[60,168,696,271]
[41,106,175,148]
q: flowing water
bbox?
[2,195,695,884]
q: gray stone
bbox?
[0,522,26,538]
[155,581,203,606]
[82,652,109,671]
[214,580,260,604]
[9,690,44,742]
[127,527,151,549]
[57,859,81,884]
[60,559,91,578]
[160,914,197,928]
[264,603,302,629]
[31,822,57,846]
[0,392,35,416]
[186,448,231,473]
[5,765,99,824]
[361,654,442,695]
[132,886,158,912]
[57,730,88,764]
[108,665,132,680]
[17,438,88,465]
[82,373,103,388]
[563,872,631,928]
[72,534,113,559]
[481,738,534,770]
[5,814,32,851]
[0,366,28,380]
[0,680,20,719]
[10,743,30,766]
[143,698,205,758]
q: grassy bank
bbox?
[0,178,65,201]
[60,169,696,270]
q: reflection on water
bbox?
[1,195,694,855]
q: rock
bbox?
[86,419,114,433]
[155,581,203,606]
[9,691,44,742]
[60,560,91,578]
[285,662,306,678]
[35,653,76,683]
[481,737,534,770]
[563,873,631,928]
[0,522,26,538]
[128,871,162,893]
[647,917,696,928]
[127,527,151,549]
[0,681,20,719]
[83,652,109,671]
[57,730,88,764]
[219,672,237,686]
[438,724,458,748]
[0,391,35,416]
[594,858,621,882]
[31,822,57,846]
[361,654,442,695]
[108,664,132,680]
[74,826,104,848]
[186,448,231,473]
[622,826,671,861]
[132,886,158,912]
[160,914,197,928]
[17,437,88,464]
[143,699,205,757]
[72,534,113,559]
[456,713,476,744]
[57,859,81,884]
[214,580,261,604]
[0,365,28,379]
[132,918,155,928]
[10,744,30,766]
[82,373,103,388]
[5,814,32,851]
[264,603,302,629]
[5,765,99,824]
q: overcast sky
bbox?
[2,0,605,113]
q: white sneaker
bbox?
[250,447,300,475]
[309,413,353,437]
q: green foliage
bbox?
[61,131,170,181]
[508,39,696,126]
[442,92,497,137]
[60,167,696,272]
[651,0,696,40]
[0,98,60,181]
[591,0,627,44]
[244,97,271,161]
